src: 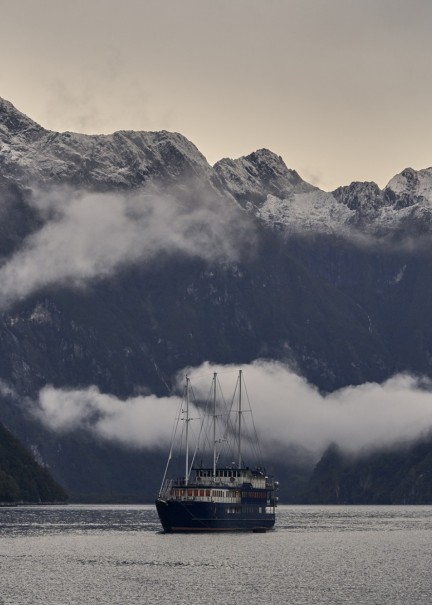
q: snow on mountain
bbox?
[333,181,386,213]
[217,147,432,237]
[214,148,315,209]
[214,150,364,235]
[0,98,44,140]
[2,97,432,239]
[0,97,222,192]
[258,190,355,234]
[214,149,354,234]
[386,167,432,206]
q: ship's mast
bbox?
[238,369,242,469]
[213,372,217,478]
[185,375,190,486]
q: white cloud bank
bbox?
[35,361,432,458]
[0,186,250,309]
[36,385,182,449]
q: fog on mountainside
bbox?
[0,185,255,310]
[2,97,432,502]
[34,362,432,458]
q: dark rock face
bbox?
[333,181,386,213]
[0,421,67,503]
[1,97,432,501]
[303,437,432,504]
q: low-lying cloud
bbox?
[36,385,183,449]
[185,362,432,457]
[34,361,432,459]
[0,185,251,309]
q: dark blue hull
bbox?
[155,498,275,532]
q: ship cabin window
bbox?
[198,469,241,479]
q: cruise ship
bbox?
[155,370,278,532]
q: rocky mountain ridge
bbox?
[2,96,432,240]
[0,97,223,194]
[2,97,432,502]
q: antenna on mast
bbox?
[185,375,190,486]
[213,372,217,478]
[238,369,242,469]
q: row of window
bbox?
[198,470,243,478]
[242,491,266,499]
[170,488,267,500]
[227,506,264,514]
[171,488,241,498]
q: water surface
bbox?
[1,505,431,604]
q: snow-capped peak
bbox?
[2,96,432,239]
[385,167,432,205]
[0,98,219,190]
[214,148,315,209]
[0,97,44,140]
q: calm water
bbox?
[1,505,432,604]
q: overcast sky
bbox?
[2,0,432,190]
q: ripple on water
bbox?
[1,505,432,604]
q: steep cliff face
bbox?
[1,97,432,500]
[303,438,432,505]
[0,421,67,503]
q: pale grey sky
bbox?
[1,0,432,190]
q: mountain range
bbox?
[1,96,432,502]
